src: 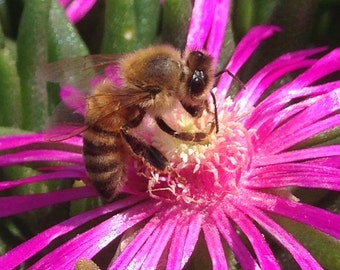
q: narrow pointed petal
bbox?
[217,25,281,95]
[227,204,280,270]
[202,222,229,269]
[186,0,216,50]
[248,191,340,239]
[0,133,81,151]
[64,0,97,24]
[255,145,340,166]
[0,169,84,191]
[140,213,178,269]
[212,208,260,269]
[205,0,230,63]
[245,163,340,190]
[235,47,326,112]
[0,196,143,269]
[109,214,163,269]
[0,187,96,217]
[166,219,191,270]
[0,150,83,167]
[240,205,322,270]
[31,200,162,269]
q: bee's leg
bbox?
[155,117,215,142]
[181,91,219,134]
[120,128,169,171]
[121,109,169,171]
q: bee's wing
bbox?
[39,54,122,141]
[45,84,152,142]
[44,86,87,142]
[37,54,123,91]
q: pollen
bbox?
[142,97,256,206]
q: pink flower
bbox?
[1,0,340,269]
[59,0,97,24]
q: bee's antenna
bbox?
[210,90,219,134]
[215,68,246,90]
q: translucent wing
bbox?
[39,54,152,142]
[45,82,152,142]
[37,54,123,92]
[39,54,121,141]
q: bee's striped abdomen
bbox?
[83,124,128,201]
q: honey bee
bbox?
[38,45,217,201]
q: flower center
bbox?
[137,96,255,206]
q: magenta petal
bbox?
[58,0,72,6]
[240,205,322,270]
[166,219,190,270]
[139,212,177,269]
[109,213,163,269]
[0,134,81,151]
[245,163,340,190]
[217,25,281,95]
[59,85,86,115]
[248,191,340,239]
[0,187,96,217]
[278,48,340,91]
[202,221,229,269]
[212,208,259,269]
[186,0,216,50]
[0,196,144,270]
[261,89,340,153]
[0,150,83,167]
[235,47,327,112]
[205,0,230,63]
[227,203,280,269]
[31,200,161,269]
[0,169,84,191]
[64,0,97,23]
[262,114,340,155]
[255,145,340,166]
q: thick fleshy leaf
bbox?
[135,0,161,48]
[161,0,192,49]
[47,0,89,110]
[0,43,21,127]
[101,1,137,53]
[16,0,51,130]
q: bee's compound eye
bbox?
[190,70,205,96]
[191,51,204,59]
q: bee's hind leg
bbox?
[155,117,215,143]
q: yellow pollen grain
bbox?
[123,29,134,40]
